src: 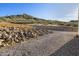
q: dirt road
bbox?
[0,31,77,56]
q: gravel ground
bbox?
[0,31,77,56]
[50,36,79,56]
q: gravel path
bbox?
[0,31,77,56]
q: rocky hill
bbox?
[0,14,47,24]
[0,14,78,27]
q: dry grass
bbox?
[0,22,33,30]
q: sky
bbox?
[0,3,79,22]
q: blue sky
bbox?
[0,3,78,21]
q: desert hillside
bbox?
[0,14,78,27]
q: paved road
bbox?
[50,36,79,56]
[0,31,77,56]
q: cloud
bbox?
[57,8,78,22]
[65,9,78,20]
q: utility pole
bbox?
[78,9,79,35]
[76,9,79,37]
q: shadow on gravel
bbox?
[50,36,79,56]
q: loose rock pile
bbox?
[0,26,53,47]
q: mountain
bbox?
[0,14,78,27]
[0,14,47,24]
